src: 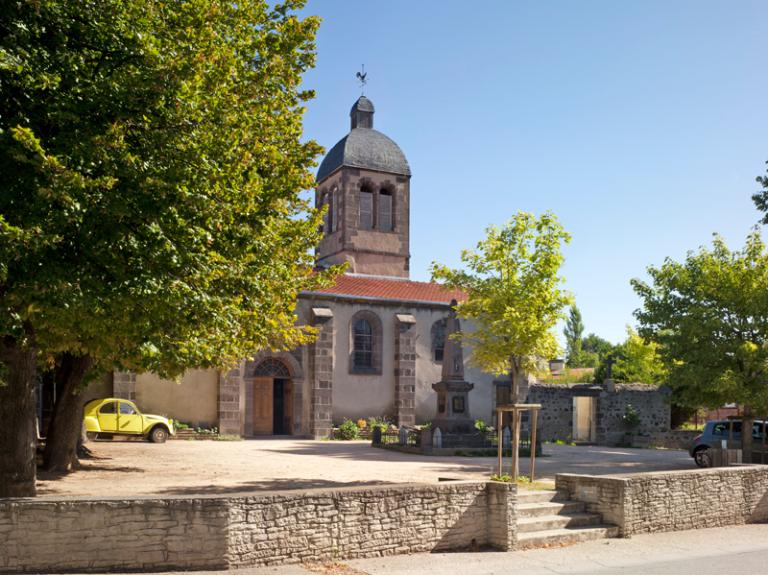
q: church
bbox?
[102,95,669,444]
[104,95,503,438]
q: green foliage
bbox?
[614,328,667,384]
[564,306,586,366]
[752,160,768,224]
[0,0,336,378]
[474,418,488,432]
[537,367,596,384]
[367,417,391,433]
[430,212,572,386]
[337,419,360,440]
[632,230,768,414]
[581,333,614,368]
[622,404,641,430]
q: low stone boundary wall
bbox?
[556,465,768,537]
[0,481,517,573]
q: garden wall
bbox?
[0,481,517,573]
[556,465,768,536]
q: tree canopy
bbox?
[564,306,585,367]
[430,212,572,395]
[632,231,768,459]
[0,0,333,494]
[592,327,666,384]
[752,160,768,224]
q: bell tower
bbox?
[315,96,411,278]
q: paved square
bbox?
[36,439,694,498]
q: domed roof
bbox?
[317,129,411,182]
[316,96,410,182]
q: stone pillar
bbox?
[112,371,136,400]
[394,313,417,427]
[310,307,334,439]
[218,363,245,436]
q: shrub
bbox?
[367,417,390,433]
[474,419,488,432]
[622,404,641,431]
[337,419,360,440]
[356,418,367,430]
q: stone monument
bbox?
[431,300,475,433]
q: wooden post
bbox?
[530,408,538,483]
[511,409,520,480]
[497,408,503,476]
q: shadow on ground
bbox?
[156,478,391,495]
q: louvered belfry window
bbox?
[359,188,373,230]
[379,190,392,231]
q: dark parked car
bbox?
[690,419,768,467]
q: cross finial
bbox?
[355,65,367,95]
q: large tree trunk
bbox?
[742,408,754,465]
[0,336,38,498]
[43,353,93,472]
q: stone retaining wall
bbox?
[556,465,768,537]
[0,481,517,573]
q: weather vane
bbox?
[356,65,367,95]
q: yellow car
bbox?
[84,398,175,443]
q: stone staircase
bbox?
[516,489,619,550]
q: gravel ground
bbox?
[35,438,695,499]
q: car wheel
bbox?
[694,447,712,468]
[149,426,168,444]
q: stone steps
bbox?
[517,524,620,550]
[516,489,564,504]
[515,490,618,550]
[517,512,602,533]
[517,500,586,518]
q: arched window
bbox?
[353,319,373,369]
[254,358,291,377]
[378,189,393,231]
[320,190,330,234]
[331,186,339,232]
[431,319,447,362]
[359,185,373,230]
[349,310,382,374]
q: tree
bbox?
[596,327,666,384]
[564,306,585,366]
[752,160,768,224]
[632,231,768,462]
[431,212,572,476]
[0,0,332,496]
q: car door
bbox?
[97,401,119,432]
[118,401,144,434]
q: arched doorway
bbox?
[252,358,293,435]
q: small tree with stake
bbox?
[431,211,572,478]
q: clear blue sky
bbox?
[299,0,768,345]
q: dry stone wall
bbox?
[0,481,517,573]
[557,465,768,537]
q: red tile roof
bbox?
[303,274,466,304]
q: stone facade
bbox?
[393,314,417,427]
[111,371,136,401]
[0,481,516,573]
[310,307,335,438]
[556,465,768,537]
[527,383,671,444]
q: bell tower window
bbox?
[359,186,373,230]
[379,190,393,232]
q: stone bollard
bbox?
[420,427,433,453]
[398,426,408,446]
[433,427,443,449]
